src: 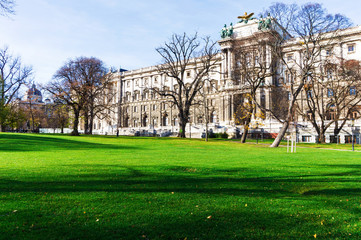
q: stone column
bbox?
[228,49,232,79]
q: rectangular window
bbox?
[287,54,293,62]
[302,136,312,143]
[348,44,355,53]
[327,69,333,80]
[186,71,191,78]
[255,56,259,66]
[134,106,137,112]
[350,86,356,95]
[307,90,313,99]
[327,88,333,97]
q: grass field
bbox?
[0,133,360,239]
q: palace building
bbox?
[90,14,361,143]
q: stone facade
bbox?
[92,17,361,143]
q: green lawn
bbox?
[0,133,360,239]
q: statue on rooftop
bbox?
[258,15,264,30]
[238,12,255,24]
[221,24,227,38]
[227,23,233,37]
[258,13,272,30]
[264,15,272,29]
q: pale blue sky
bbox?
[1,0,360,84]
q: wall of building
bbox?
[93,19,361,143]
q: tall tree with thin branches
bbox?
[261,2,352,147]
[0,0,15,16]
[0,46,33,131]
[232,37,276,143]
[153,33,220,138]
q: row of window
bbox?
[129,103,169,113]
[326,87,357,97]
[125,70,218,89]
[124,113,218,128]
[285,43,356,62]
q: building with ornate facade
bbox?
[92,15,361,143]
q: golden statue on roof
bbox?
[238,12,254,20]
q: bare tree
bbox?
[153,33,220,138]
[232,37,276,143]
[0,46,33,131]
[45,100,70,134]
[0,0,15,16]
[46,57,114,135]
[46,59,86,135]
[298,59,361,143]
[262,2,351,147]
[195,79,218,141]
[261,2,297,34]
[72,57,115,135]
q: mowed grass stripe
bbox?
[0,133,360,239]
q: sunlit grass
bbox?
[0,133,360,239]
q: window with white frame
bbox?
[350,86,356,95]
[327,88,334,97]
[287,54,293,62]
[325,48,332,56]
[326,69,333,80]
[255,56,259,66]
[348,44,355,53]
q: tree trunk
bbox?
[178,119,186,138]
[89,110,94,135]
[270,120,290,147]
[84,113,89,135]
[71,108,80,136]
[0,124,3,132]
[240,126,249,143]
[240,117,251,143]
[319,131,326,144]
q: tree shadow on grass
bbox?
[1,165,361,239]
[0,133,139,152]
[1,165,360,196]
